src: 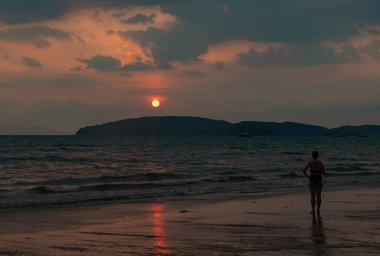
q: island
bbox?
[76,116,380,136]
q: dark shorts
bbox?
[309,174,322,185]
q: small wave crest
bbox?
[28,186,55,194]
[79,180,198,192]
[278,172,303,179]
[326,171,380,177]
[12,172,185,187]
[204,175,256,183]
[330,166,369,172]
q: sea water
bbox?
[0,135,379,208]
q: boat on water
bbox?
[235,132,252,137]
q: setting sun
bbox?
[152,99,160,108]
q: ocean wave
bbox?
[254,168,284,173]
[328,157,353,161]
[204,175,256,183]
[21,179,199,195]
[1,155,92,163]
[326,171,380,177]
[283,151,306,156]
[12,173,185,187]
[79,180,198,192]
[28,186,55,194]
[330,166,369,172]
[278,172,303,179]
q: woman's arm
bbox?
[302,162,310,177]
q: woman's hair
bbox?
[312,151,319,159]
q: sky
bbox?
[1,0,380,134]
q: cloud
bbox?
[121,13,156,24]
[22,57,42,68]
[78,55,121,71]
[238,44,360,68]
[0,0,69,23]
[121,60,155,71]
[119,1,380,67]
[79,55,158,73]
[159,1,380,43]
[3,1,380,68]
[124,25,209,68]
[0,0,179,23]
[0,25,70,48]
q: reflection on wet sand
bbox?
[151,203,171,255]
[311,213,328,255]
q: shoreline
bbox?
[0,187,379,255]
[1,180,378,211]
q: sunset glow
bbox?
[0,1,380,134]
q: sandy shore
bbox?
[0,188,379,256]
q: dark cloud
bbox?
[78,55,121,72]
[160,0,380,43]
[22,57,42,68]
[124,25,209,68]
[79,55,160,73]
[121,0,380,67]
[121,61,155,71]
[0,0,70,24]
[238,44,360,68]
[0,0,179,24]
[121,13,156,24]
[3,1,380,68]
[0,26,70,48]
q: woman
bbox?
[303,151,325,215]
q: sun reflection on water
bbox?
[151,203,171,255]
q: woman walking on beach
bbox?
[303,151,325,215]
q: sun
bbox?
[151,99,160,108]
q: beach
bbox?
[0,187,379,256]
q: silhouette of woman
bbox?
[303,151,325,215]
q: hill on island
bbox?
[76,116,231,135]
[76,116,380,136]
[328,125,380,136]
[229,121,328,136]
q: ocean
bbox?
[0,135,379,208]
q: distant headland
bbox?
[76,116,380,136]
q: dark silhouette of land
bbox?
[76,116,230,135]
[229,121,327,136]
[75,116,380,136]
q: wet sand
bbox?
[0,188,379,255]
